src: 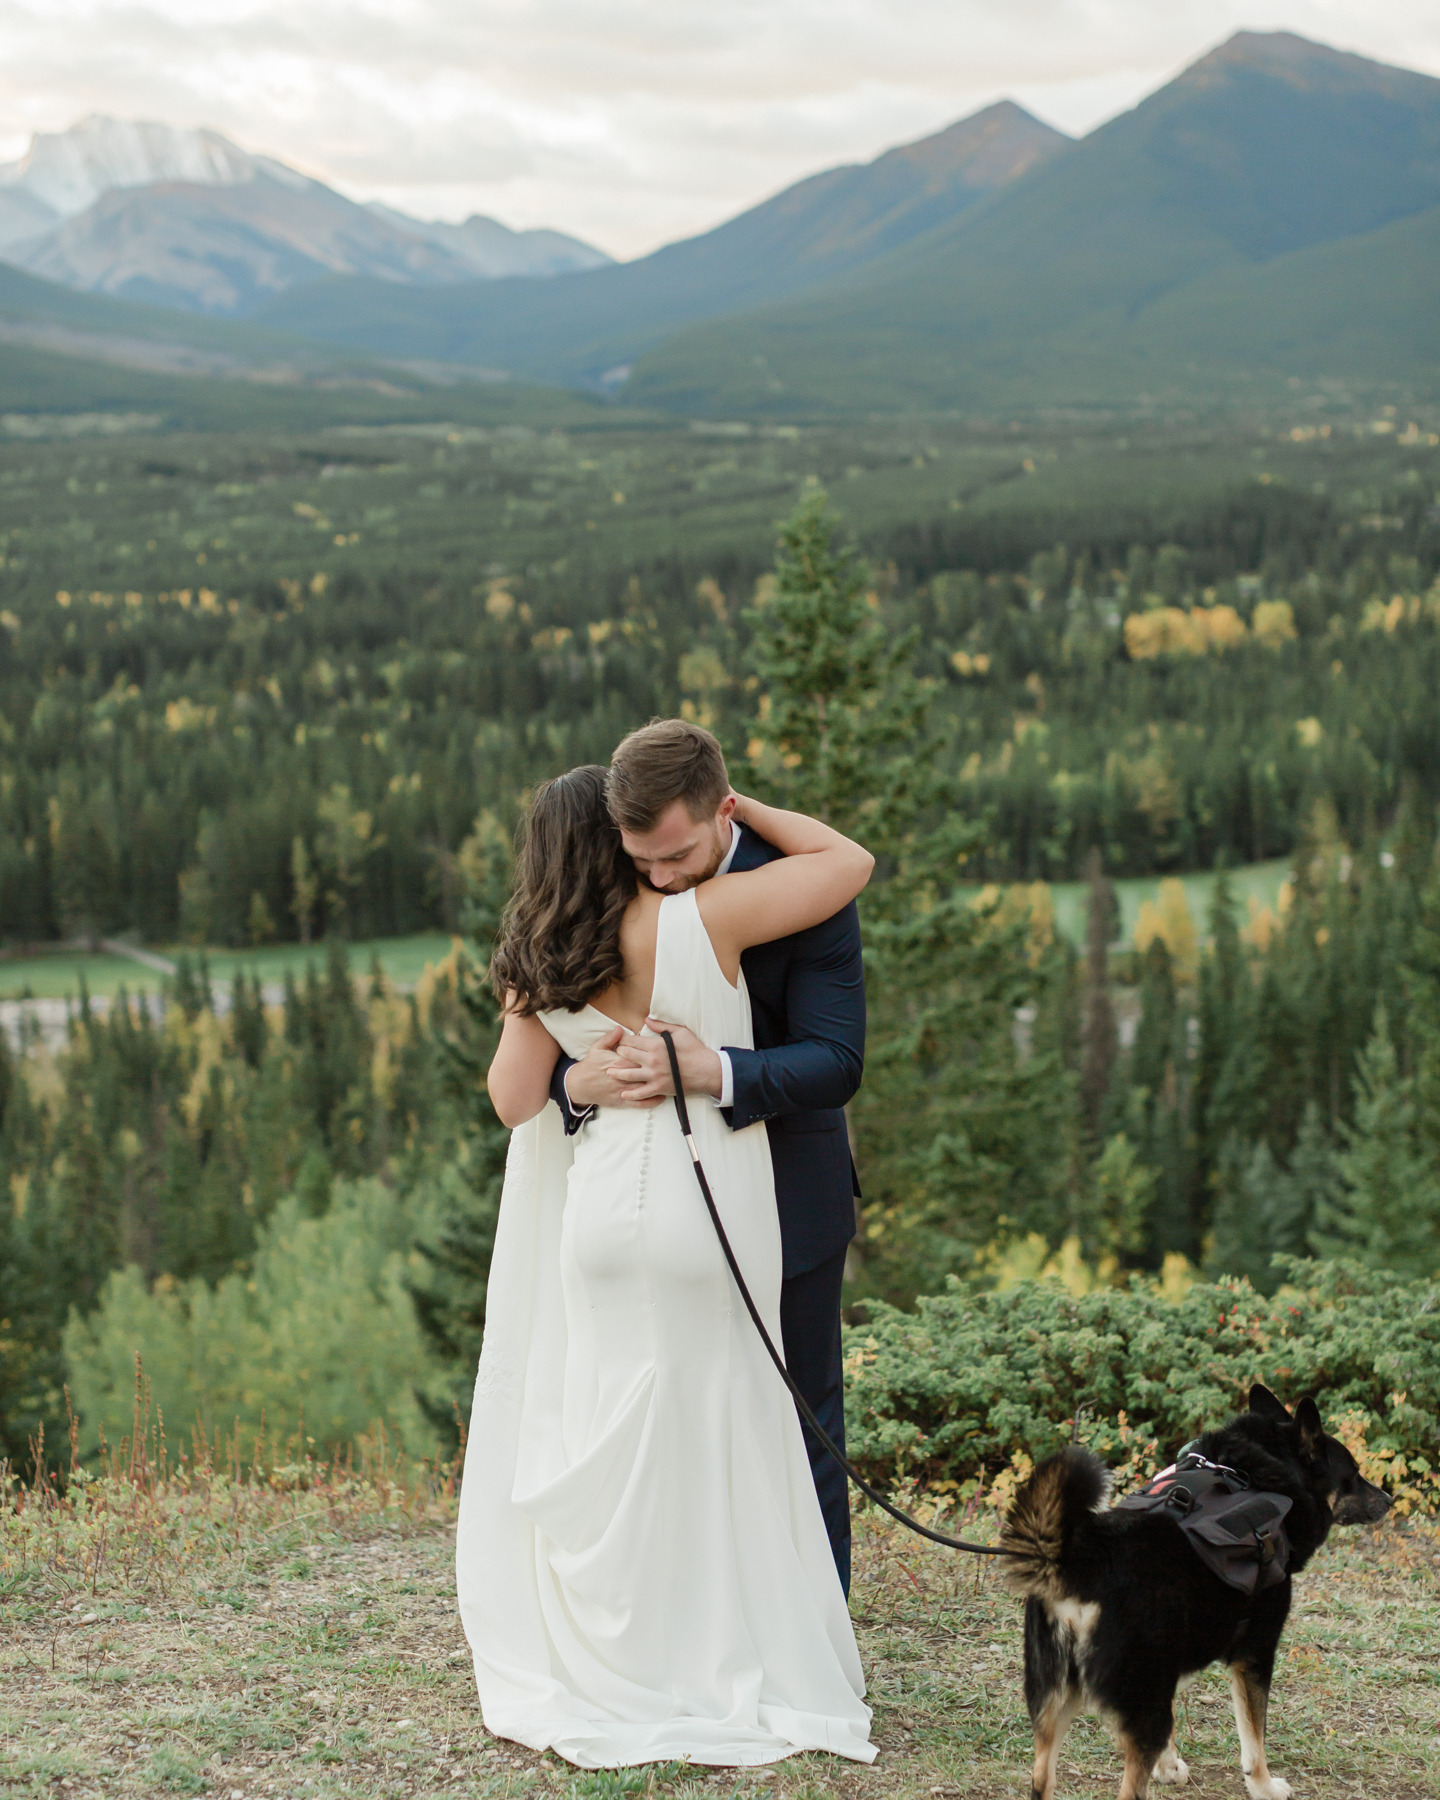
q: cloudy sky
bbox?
[1,0,1438,258]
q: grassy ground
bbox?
[2,1453,1435,1800]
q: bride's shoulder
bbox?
[618,886,666,955]
[624,887,667,927]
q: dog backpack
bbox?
[1115,1451,1293,1597]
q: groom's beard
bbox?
[636,826,729,893]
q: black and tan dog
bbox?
[999,1386,1390,1800]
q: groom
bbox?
[548,718,865,1591]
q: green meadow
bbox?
[0,869,1300,1005]
[987,856,1294,948]
[0,932,461,1001]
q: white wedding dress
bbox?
[456,888,873,1769]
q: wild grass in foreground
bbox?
[1,1422,1436,1800]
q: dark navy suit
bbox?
[548,822,865,1589]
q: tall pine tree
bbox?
[748,491,1077,1302]
[746,487,928,848]
[1078,849,1119,1139]
[1312,1006,1440,1276]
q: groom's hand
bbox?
[610,1021,723,1103]
[564,1028,663,1110]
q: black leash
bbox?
[659,1033,1005,1559]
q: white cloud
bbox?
[0,0,1436,257]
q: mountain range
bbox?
[0,31,1436,422]
[625,30,1440,415]
[254,99,1069,388]
[0,116,610,315]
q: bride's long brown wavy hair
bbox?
[489,765,638,1014]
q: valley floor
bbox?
[0,857,1297,1018]
[0,933,460,1004]
[3,1483,1435,1799]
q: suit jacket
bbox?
[548,822,865,1277]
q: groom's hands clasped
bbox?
[563,1022,720,1109]
[563,1026,663,1111]
[609,1020,723,1104]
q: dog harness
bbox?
[1115,1450,1293,1597]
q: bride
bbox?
[455,764,876,1769]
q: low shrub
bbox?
[843,1258,1440,1513]
[64,1180,450,1462]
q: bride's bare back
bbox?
[589,890,665,1033]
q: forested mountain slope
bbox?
[0,260,342,367]
[0,336,605,431]
[0,260,609,431]
[624,32,1440,414]
[252,102,1067,385]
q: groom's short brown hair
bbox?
[608,718,729,831]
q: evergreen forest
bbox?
[2,409,1439,1485]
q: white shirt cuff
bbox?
[712,1050,734,1110]
[563,1065,595,1122]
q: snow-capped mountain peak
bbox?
[0,113,612,314]
[0,116,281,219]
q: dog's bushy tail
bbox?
[998,1446,1111,1600]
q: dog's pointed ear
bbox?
[1294,1395,1324,1455]
[1248,1384,1291,1421]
